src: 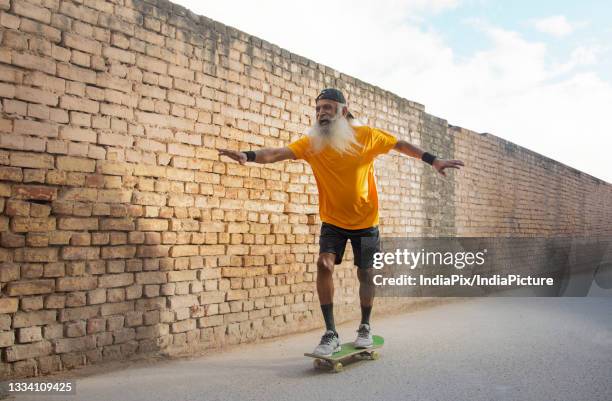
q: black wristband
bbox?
[243,151,256,162]
[421,152,436,165]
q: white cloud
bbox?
[532,15,585,37]
[172,0,611,183]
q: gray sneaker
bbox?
[354,323,373,348]
[312,330,341,357]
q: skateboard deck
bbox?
[304,335,384,373]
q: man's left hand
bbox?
[432,159,465,176]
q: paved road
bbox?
[8,297,612,401]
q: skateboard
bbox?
[304,335,384,373]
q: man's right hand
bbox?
[217,148,248,165]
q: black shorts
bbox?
[319,222,381,269]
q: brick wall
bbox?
[1,0,611,378]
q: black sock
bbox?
[361,305,372,325]
[320,303,336,334]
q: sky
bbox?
[172,0,612,183]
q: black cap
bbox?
[316,88,354,119]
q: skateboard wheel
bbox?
[313,359,324,369]
[370,351,379,360]
[332,362,343,373]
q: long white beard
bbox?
[307,115,363,156]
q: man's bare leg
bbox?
[317,252,336,333]
[357,268,376,324]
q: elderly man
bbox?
[218,88,464,357]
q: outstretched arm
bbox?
[217,147,297,165]
[392,140,427,159]
[392,140,464,177]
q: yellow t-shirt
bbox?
[287,125,398,230]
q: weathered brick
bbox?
[133,164,166,178]
[96,160,132,176]
[132,191,166,206]
[0,166,23,181]
[135,111,193,131]
[65,320,86,337]
[57,61,96,84]
[13,119,59,138]
[63,32,101,55]
[58,305,98,322]
[170,245,199,257]
[4,200,30,217]
[167,270,197,282]
[135,323,167,340]
[5,340,53,361]
[0,217,8,233]
[168,194,194,207]
[11,217,56,232]
[0,297,18,313]
[101,301,132,316]
[1,232,26,248]
[0,10,20,29]
[60,94,99,113]
[61,247,99,260]
[0,331,15,347]
[6,279,54,296]
[226,290,248,301]
[54,335,96,353]
[0,262,20,282]
[57,156,96,172]
[13,185,57,201]
[136,245,169,258]
[199,291,226,305]
[98,273,134,288]
[12,310,56,328]
[10,152,54,168]
[113,327,135,344]
[136,218,168,231]
[18,326,43,343]
[56,276,97,292]
[135,55,167,74]
[97,189,132,203]
[15,85,59,106]
[12,52,56,75]
[0,132,44,151]
[0,313,10,331]
[98,131,134,147]
[102,45,135,64]
[13,0,51,24]
[60,126,97,142]
[168,294,198,310]
[58,217,98,230]
[23,169,47,184]
[199,314,224,328]
[100,218,135,231]
[30,205,51,220]
[58,0,98,24]
[101,245,136,259]
[171,319,196,333]
[58,188,98,202]
[19,297,43,314]
[4,26,23,48]
[23,70,65,91]
[3,99,27,115]
[86,318,105,334]
[15,248,58,263]
[135,271,166,284]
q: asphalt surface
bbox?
[7,297,612,401]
